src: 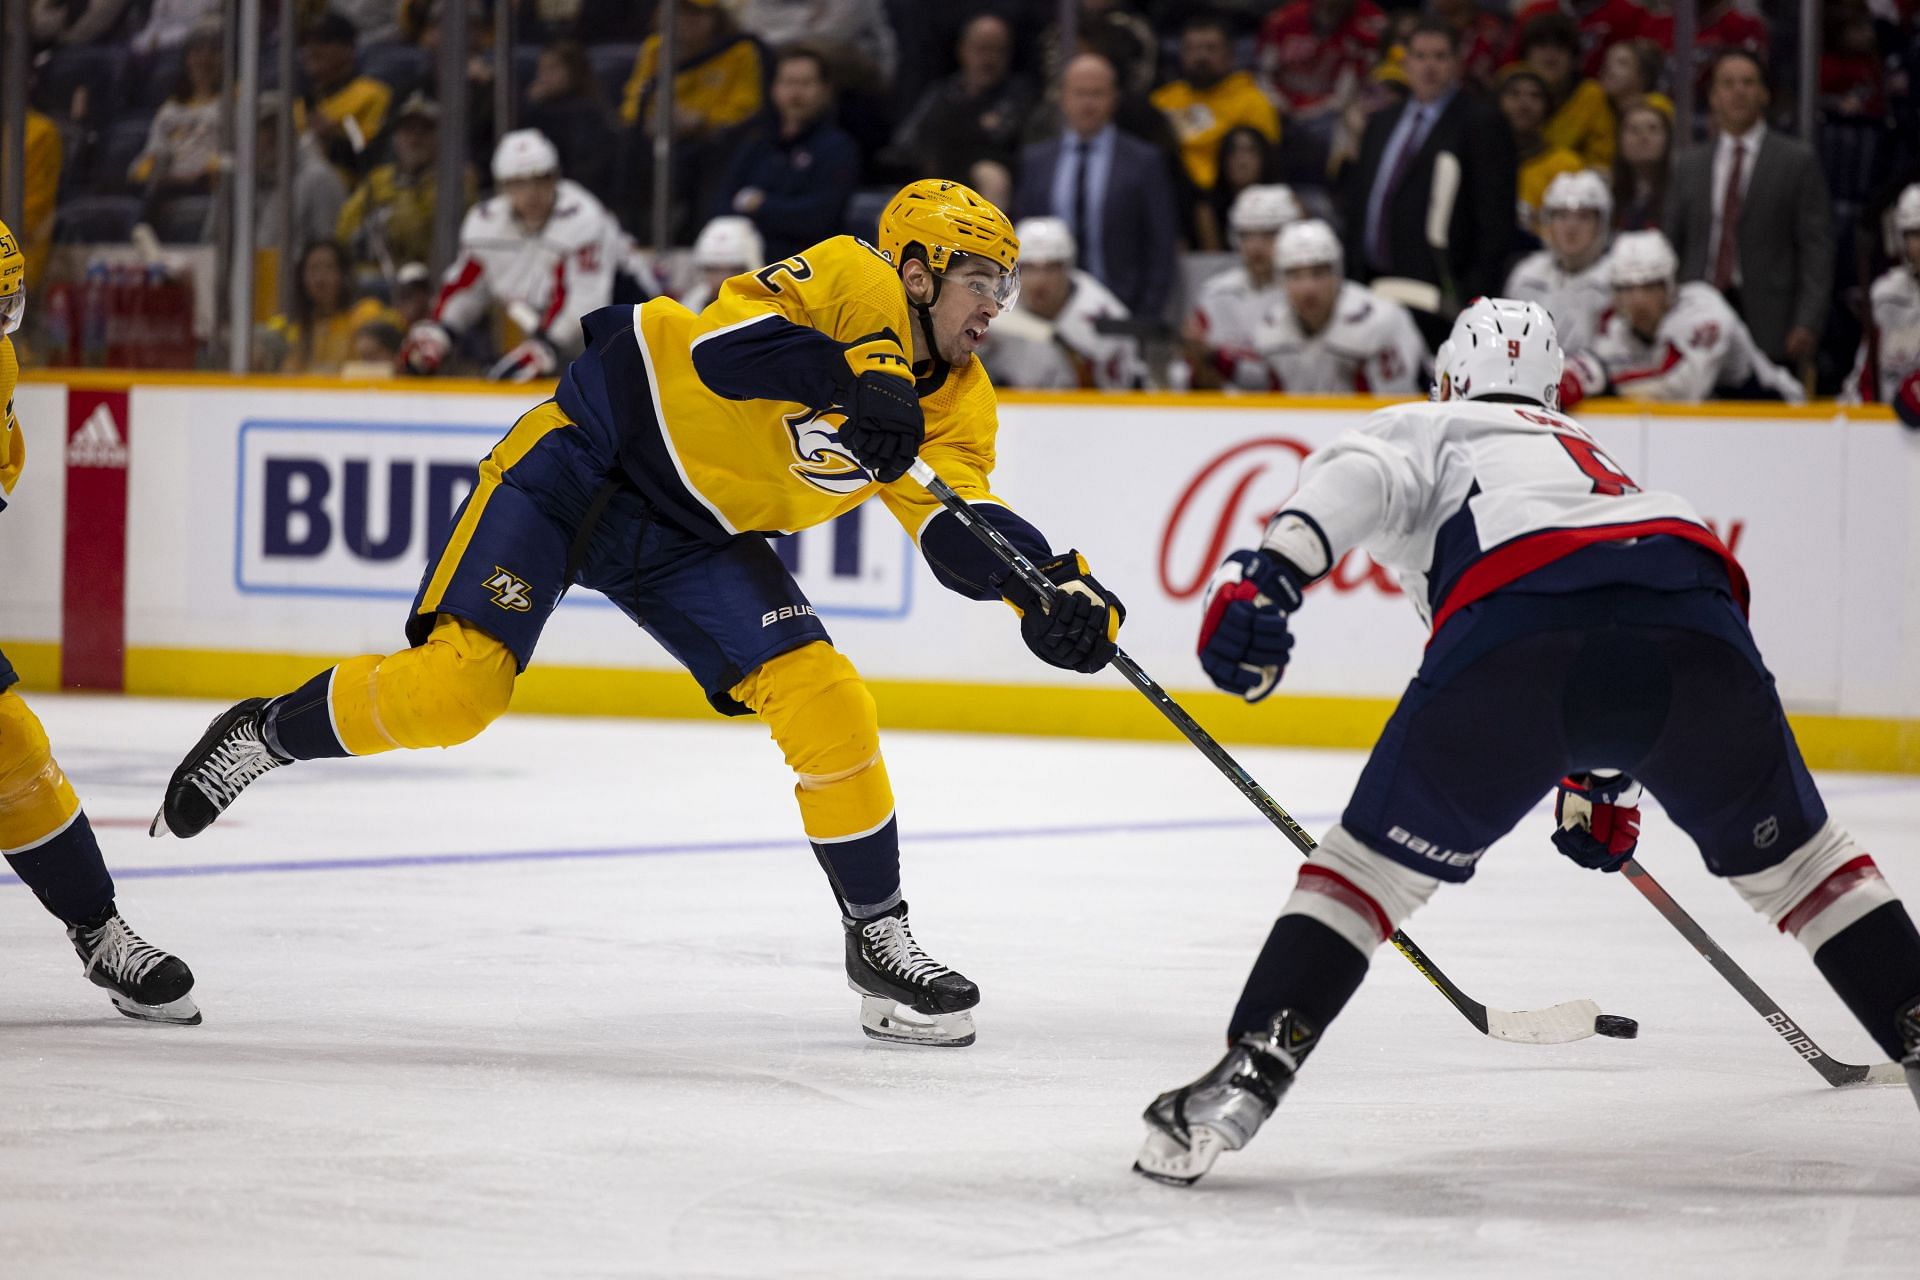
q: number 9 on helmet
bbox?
[1439,297,1565,410]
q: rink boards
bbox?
[6,372,1918,769]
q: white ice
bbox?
[3,693,1916,1278]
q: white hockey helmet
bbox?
[1277,218,1343,275]
[1609,229,1678,288]
[1013,215,1077,266]
[1896,183,1920,235]
[1229,184,1304,235]
[1440,297,1565,408]
[692,215,765,271]
[1541,169,1613,227]
[492,128,561,183]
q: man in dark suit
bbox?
[1337,18,1516,343]
[1665,49,1832,369]
[1014,52,1179,322]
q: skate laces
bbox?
[78,916,170,985]
[861,913,952,983]
[188,716,286,807]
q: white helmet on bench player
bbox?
[1229,184,1304,235]
[1440,297,1564,408]
[1276,218,1343,275]
[1013,216,1077,266]
[1609,229,1678,288]
[1541,169,1613,227]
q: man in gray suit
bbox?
[1665,49,1832,369]
[1014,52,1179,322]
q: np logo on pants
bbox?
[485,566,533,612]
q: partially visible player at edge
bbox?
[0,221,200,1025]
[149,181,1125,1047]
[1137,297,1920,1185]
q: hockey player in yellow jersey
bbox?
[153,181,1126,1046]
[0,222,200,1024]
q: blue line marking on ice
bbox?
[0,814,1340,886]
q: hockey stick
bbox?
[1620,858,1906,1086]
[910,459,1616,1045]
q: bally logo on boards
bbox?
[68,402,130,468]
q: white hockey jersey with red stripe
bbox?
[433,178,624,358]
[979,269,1145,390]
[1845,266,1920,403]
[1502,249,1611,356]
[1252,280,1426,395]
[1191,264,1286,390]
[1272,397,1746,634]
[1588,281,1802,404]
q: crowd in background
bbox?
[10,0,1920,411]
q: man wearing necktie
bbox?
[1665,49,1832,370]
[1339,19,1516,344]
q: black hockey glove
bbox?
[1552,771,1643,873]
[840,370,924,484]
[1197,549,1307,702]
[999,551,1126,674]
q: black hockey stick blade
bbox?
[909,459,1615,1046]
[1621,858,1905,1087]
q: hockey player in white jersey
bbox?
[680,215,764,314]
[976,217,1144,390]
[1185,185,1303,390]
[1562,230,1804,406]
[1504,170,1613,355]
[1844,183,1920,422]
[1251,219,1427,395]
[1137,298,1920,1185]
[402,129,625,382]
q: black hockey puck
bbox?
[1593,1014,1640,1039]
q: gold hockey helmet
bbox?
[0,219,23,336]
[878,180,1020,308]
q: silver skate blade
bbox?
[110,991,201,1026]
[1133,1123,1227,1186]
[857,995,975,1047]
[148,806,170,838]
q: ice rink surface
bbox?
[2,693,1916,1278]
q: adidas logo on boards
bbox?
[68,403,130,469]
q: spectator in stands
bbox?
[1257,1,1387,156]
[391,261,435,328]
[261,240,398,375]
[1195,125,1276,252]
[735,0,896,87]
[1611,94,1672,232]
[255,94,351,261]
[344,318,405,377]
[1152,11,1280,202]
[1846,185,1920,412]
[1015,53,1178,322]
[1582,0,1768,93]
[129,0,219,56]
[1185,184,1303,390]
[981,216,1144,390]
[1039,0,1158,98]
[1564,228,1803,405]
[523,41,617,206]
[714,47,859,265]
[1498,64,1584,239]
[1339,18,1516,337]
[1519,14,1613,171]
[1598,40,1663,119]
[332,0,402,46]
[620,0,764,139]
[403,129,625,381]
[299,12,393,177]
[682,215,764,312]
[1430,0,1505,88]
[1253,218,1428,394]
[128,24,223,194]
[11,107,61,292]
[1505,169,1615,354]
[337,93,470,284]
[28,0,130,46]
[1666,50,1833,369]
[888,14,1035,182]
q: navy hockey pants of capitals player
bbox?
[262,401,910,916]
[1231,537,1920,1063]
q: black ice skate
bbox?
[150,698,289,838]
[844,901,979,1047]
[69,906,200,1025]
[1133,1009,1319,1186]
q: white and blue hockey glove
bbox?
[1196,549,1307,702]
[1552,770,1644,873]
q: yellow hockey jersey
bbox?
[0,335,22,509]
